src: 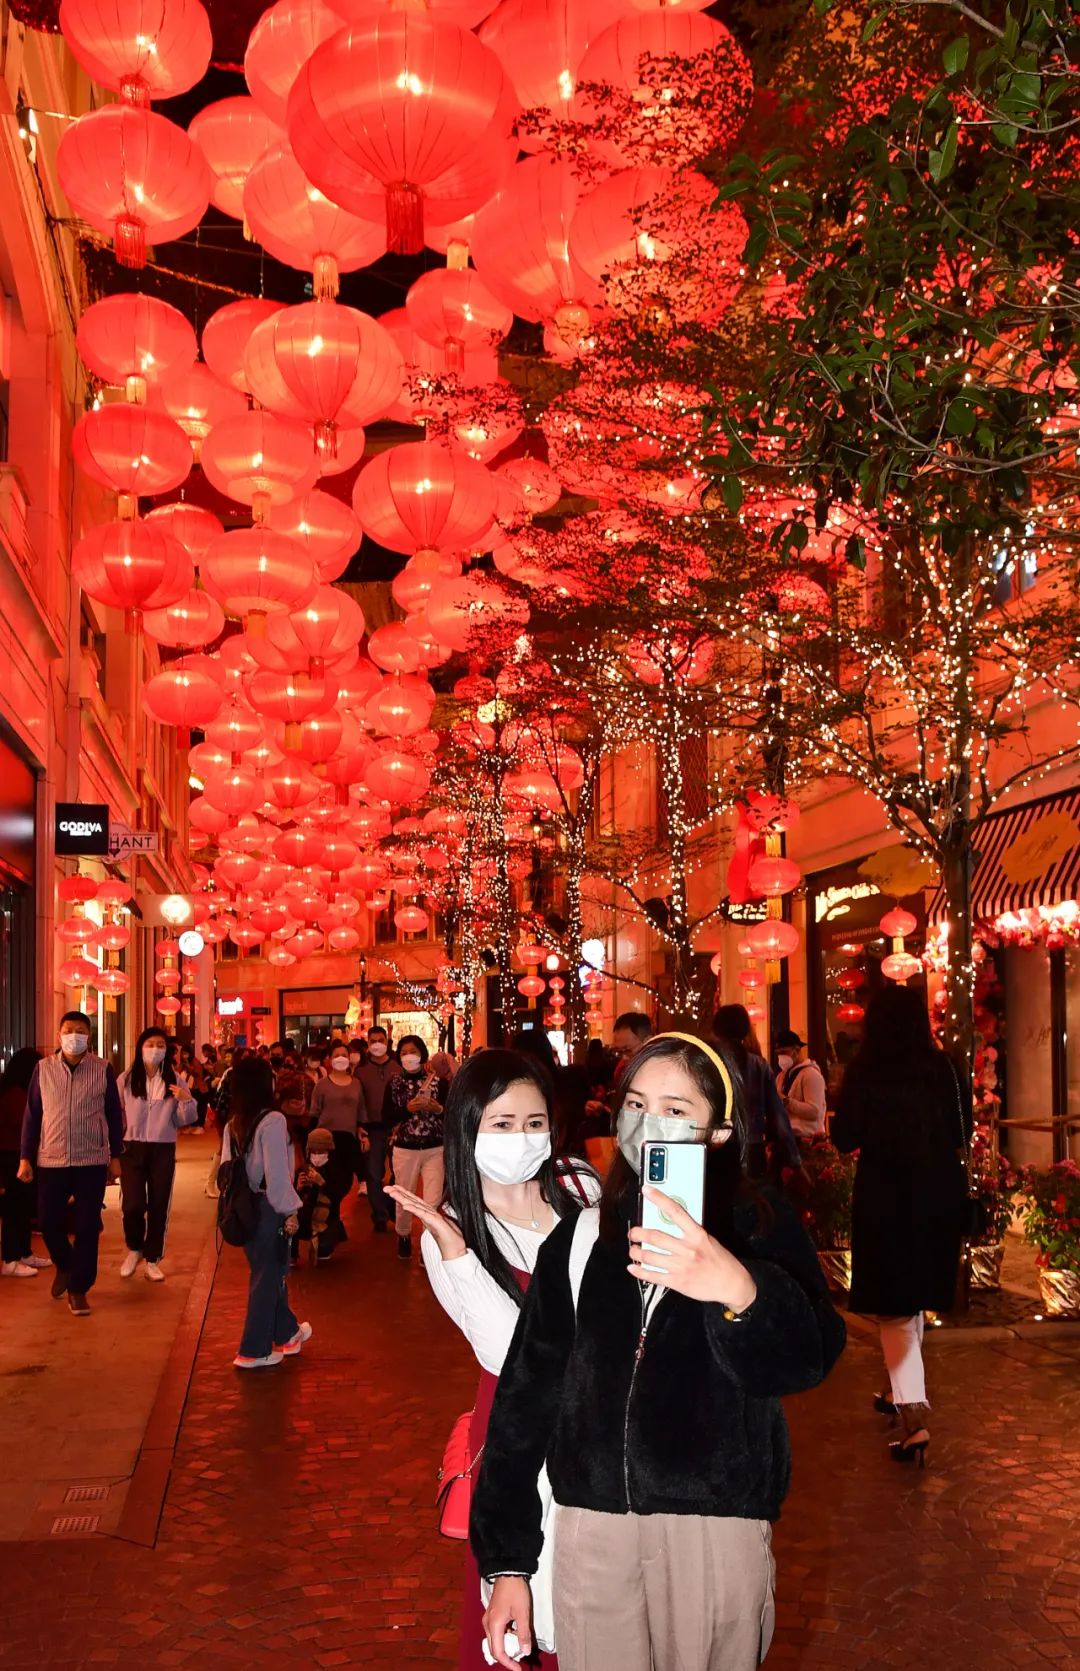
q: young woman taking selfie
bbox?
[387,1048,597,1671]
[470,1033,846,1671]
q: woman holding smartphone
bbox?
[471,1033,845,1671]
[387,1048,597,1671]
[117,1026,198,1282]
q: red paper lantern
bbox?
[479,0,626,142]
[188,96,285,222]
[143,653,226,730]
[283,710,345,766]
[353,440,496,556]
[380,307,499,427]
[248,668,337,728]
[215,852,261,890]
[394,903,430,935]
[201,411,321,520]
[202,297,284,395]
[835,969,863,992]
[156,995,183,1016]
[392,550,462,614]
[747,855,801,898]
[327,924,361,951]
[365,676,434,738]
[495,456,563,519]
[737,967,762,990]
[744,918,800,960]
[59,0,212,105]
[272,583,365,671]
[244,0,343,127]
[366,621,424,676]
[73,406,192,501]
[202,526,318,629]
[59,956,100,987]
[95,967,131,997]
[145,501,223,557]
[146,362,247,460]
[189,794,231,835]
[59,876,99,903]
[57,105,210,269]
[471,155,599,330]
[287,15,512,253]
[425,572,529,653]
[71,519,193,615]
[76,293,195,403]
[518,973,546,998]
[256,300,402,456]
[267,490,361,582]
[143,587,226,649]
[244,142,386,297]
[836,1002,865,1024]
[365,750,431,805]
[406,268,512,373]
[204,766,262,817]
[205,700,265,758]
[880,908,919,940]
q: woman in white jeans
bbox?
[832,987,972,1466]
[383,1035,449,1261]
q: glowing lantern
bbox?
[143,653,226,731]
[479,0,627,143]
[287,15,512,253]
[470,155,599,332]
[73,405,192,505]
[495,456,562,519]
[272,584,365,672]
[59,876,99,903]
[188,97,284,222]
[201,411,320,520]
[248,669,337,732]
[353,441,496,555]
[425,572,529,653]
[880,907,920,984]
[201,527,317,632]
[57,105,211,269]
[367,621,424,675]
[365,750,431,805]
[145,502,223,558]
[882,952,922,983]
[835,970,863,992]
[215,853,261,890]
[76,294,195,403]
[365,676,435,737]
[267,944,298,967]
[836,1002,865,1024]
[518,974,546,998]
[406,269,512,373]
[59,957,100,987]
[71,519,193,615]
[244,143,386,298]
[146,362,247,460]
[156,995,183,1017]
[380,307,499,428]
[58,913,96,944]
[880,908,918,940]
[392,550,462,614]
[245,0,342,127]
[258,300,403,456]
[205,701,264,759]
[189,794,231,836]
[283,709,345,767]
[202,297,285,395]
[748,855,801,898]
[394,903,430,935]
[328,925,361,951]
[96,967,131,997]
[204,767,262,817]
[267,490,361,582]
[142,587,226,650]
[744,918,800,960]
[737,967,762,990]
[58,0,212,105]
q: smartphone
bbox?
[639,1142,706,1274]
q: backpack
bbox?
[217,1113,268,1247]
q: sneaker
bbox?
[397,1234,411,1260]
[21,1254,51,1270]
[276,1321,313,1356]
[68,1292,91,1316]
[51,1269,69,1300]
[144,1262,165,1283]
[120,1250,141,1278]
[233,1351,284,1370]
[1,1260,37,1278]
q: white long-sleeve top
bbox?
[421,1170,601,1377]
[778,1060,828,1138]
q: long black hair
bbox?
[599,1033,747,1247]
[127,1027,177,1102]
[839,985,953,1163]
[228,1056,275,1151]
[441,1048,584,1307]
[0,1047,42,1094]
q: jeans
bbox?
[0,1151,34,1262]
[120,1140,176,1263]
[361,1125,391,1225]
[37,1164,109,1294]
[239,1195,299,1359]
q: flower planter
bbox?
[817,1249,852,1292]
[969,1242,1005,1291]
[1037,1268,1080,1318]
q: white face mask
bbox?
[143,1046,166,1069]
[309,1152,329,1168]
[401,1054,423,1074]
[368,1042,388,1058]
[60,1033,89,1057]
[616,1109,708,1175]
[475,1131,552,1188]
[777,1054,794,1073]
[331,1056,349,1073]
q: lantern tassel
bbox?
[386,182,424,255]
[444,337,465,375]
[115,215,147,269]
[315,420,339,463]
[312,253,340,300]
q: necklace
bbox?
[491,1191,547,1231]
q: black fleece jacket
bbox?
[470,1191,845,1579]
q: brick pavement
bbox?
[1,1187,1078,1670]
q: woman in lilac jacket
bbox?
[117,1026,198,1283]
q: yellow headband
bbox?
[652,1032,736,1125]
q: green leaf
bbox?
[947,398,977,436]
[929,119,959,181]
[721,475,743,515]
[743,219,768,268]
[861,7,890,43]
[943,36,969,76]
[991,121,1020,146]
[886,167,908,203]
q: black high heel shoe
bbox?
[873,1392,897,1416]
[889,1428,930,1467]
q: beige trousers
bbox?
[392,1144,444,1236]
[553,1506,776,1671]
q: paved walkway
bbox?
[1,1151,1078,1668]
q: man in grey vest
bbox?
[18,1011,124,1316]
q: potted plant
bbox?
[968,1139,1020,1292]
[1018,1160,1080,1317]
[798,1142,856,1292]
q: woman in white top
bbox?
[117,1026,198,1282]
[387,1048,598,1671]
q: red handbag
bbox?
[437,1410,483,1540]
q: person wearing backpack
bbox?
[219,1057,310,1371]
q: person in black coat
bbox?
[832,985,972,1467]
[472,1033,845,1671]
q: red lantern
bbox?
[59,875,99,903]
[156,995,183,1017]
[747,855,802,898]
[380,307,499,427]
[518,973,546,998]
[201,410,320,520]
[95,967,131,997]
[58,913,96,944]
[59,956,100,987]
[245,0,343,127]
[283,710,345,767]
[143,587,226,650]
[268,490,361,582]
[205,700,265,758]
[367,621,425,676]
[202,527,318,629]
[145,501,223,558]
[405,269,512,374]
[737,967,762,990]
[353,440,496,557]
[146,362,247,460]
[327,924,361,951]
[73,405,192,502]
[59,0,212,105]
[273,584,365,671]
[287,15,512,253]
[76,293,195,403]
[880,908,918,940]
[257,300,402,456]
[143,653,226,730]
[744,919,800,960]
[425,572,529,653]
[204,767,262,818]
[215,852,261,890]
[471,155,599,331]
[392,550,462,614]
[244,142,386,297]
[479,0,626,142]
[394,903,430,935]
[189,794,231,835]
[71,519,193,615]
[248,668,337,729]
[882,952,922,983]
[836,1002,865,1024]
[188,96,285,222]
[365,750,431,805]
[365,676,435,738]
[202,297,284,395]
[835,969,863,992]
[495,456,563,520]
[57,105,210,269]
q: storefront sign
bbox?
[720,897,768,924]
[54,802,109,856]
[814,880,882,924]
[856,845,936,896]
[999,811,1080,887]
[217,997,244,1016]
[250,1005,272,1016]
[108,823,159,856]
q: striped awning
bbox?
[928,789,1080,922]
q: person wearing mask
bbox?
[385,1036,448,1261]
[17,1013,124,1316]
[832,986,971,1467]
[117,1028,198,1282]
[473,1033,845,1671]
[294,1124,352,1263]
[610,1012,653,1078]
[309,1045,367,1199]
[712,1005,802,1182]
[0,1049,47,1277]
[347,1038,366,1078]
[387,1049,598,1671]
[775,1030,828,1141]
[357,1024,401,1235]
[221,1056,310,1370]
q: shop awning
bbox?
[928,789,1080,922]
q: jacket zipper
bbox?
[622,1286,651,1511]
